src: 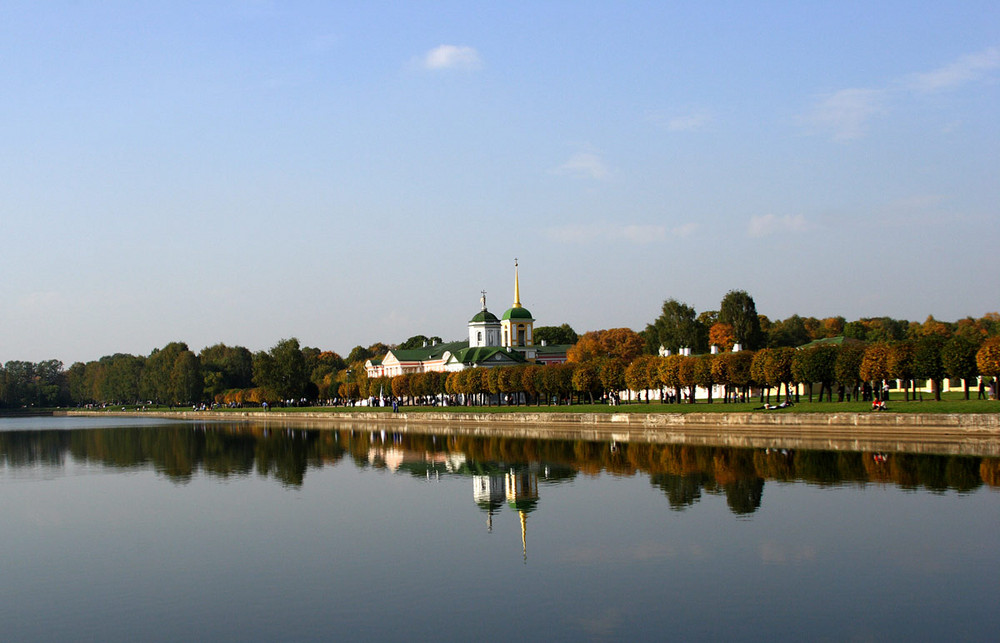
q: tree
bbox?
[140,342,189,404]
[567,328,644,363]
[645,299,707,354]
[399,335,443,350]
[835,344,865,400]
[942,336,980,400]
[693,356,715,403]
[572,362,601,404]
[976,337,1000,399]
[625,355,657,403]
[768,315,811,348]
[253,338,308,402]
[798,344,838,402]
[913,335,946,401]
[718,290,764,350]
[533,324,579,346]
[169,350,202,404]
[599,358,626,401]
[887,341,916,402]
[709,323,736,352]
[860,343,892,400]
[200,344,253,400]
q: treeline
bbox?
[0,339,348,409]
[2,290,999,408]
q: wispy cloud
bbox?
[422,45,482,71]
[802,88,889,141]
[802,46,1000,141]
[552,152,610,180]
[904,46,1000,92]
[545,221,693,245]
[748,213,807,238]
[667,112,712,132]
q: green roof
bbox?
[470,310,500,323]
[534,343,572,355]
[796,336,863,350]
[449,346,527,365]
[386,341,468,362]
[501,306,533,321]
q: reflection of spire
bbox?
[512,258,522,309]
[520,510,527,563]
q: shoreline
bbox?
[60,409,1000,457]
[62,408,1000,430]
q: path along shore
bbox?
[64,409,1000,457]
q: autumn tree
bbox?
[976,337,1000,399]
[860,343,892,400]
[572,362,601,404]
[887,341,916,401]
[798,344,839,402]
[709,323,736,352]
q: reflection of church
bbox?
[474,467,540,561]
[365,262,570,378]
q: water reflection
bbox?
[1,422,997,516]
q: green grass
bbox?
[80,392,999,415]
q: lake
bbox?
[1,415,998,642]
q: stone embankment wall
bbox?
[64,409,1000,431]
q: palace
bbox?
[365,262,571,378]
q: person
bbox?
[979,379,987,400]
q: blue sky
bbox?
[2,1,998,363]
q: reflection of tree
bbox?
[649,473,709,511]
[722,477,764,515]
[0,425,997,500]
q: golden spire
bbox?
[512,258,522,309]
[520,510,527,563]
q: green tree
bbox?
[718,290,764,350]
[253,338,308,403]
[835,343,865,401]
[913,335,946,401]
[942,336,980,400]
[140,342,189,404]
[169,350,202,404]
[645,299,707,354]
[887,340,916,401]
[533,324,579,346]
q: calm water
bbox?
[1,416,998,642]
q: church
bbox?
[365,262,571,378]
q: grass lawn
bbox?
[80,391,998,415]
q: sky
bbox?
[2,1,998,364]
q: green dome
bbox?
[470,310,499,323]
[501,306,533,321]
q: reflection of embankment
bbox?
[2,425,997,501]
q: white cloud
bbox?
[422,45,482,71]
[622,224,667,244]
[802,46,1000,141]
[748,214,807,238]
[905,46,1000,93]
[553,152,610,180]
[672,222,698,238]
[666,112,711,132]
[803,88,889,141]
